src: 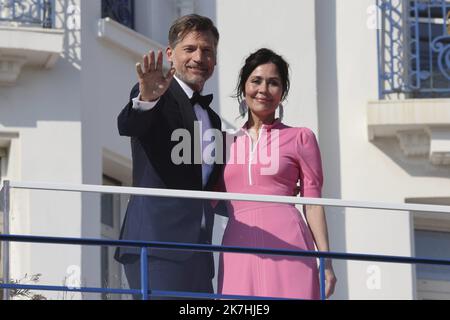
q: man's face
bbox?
[166,30,217,92]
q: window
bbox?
[0,147,5,183]
[0,156,2,184]
[101,175,124,299]
[0,151,4,284]
[101,191,118,229]
[101,0,135,30]
[0,147,6,230]
[415,230,450,299]
[0,143,11,288]
[408,0,450,97]
[411,197,450,299]
[377,0,450,98]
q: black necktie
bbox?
[190,91,213,109]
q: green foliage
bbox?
[0,273,47,300]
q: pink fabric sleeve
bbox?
[296,128,324,198]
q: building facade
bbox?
[0,0,449,299]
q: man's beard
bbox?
[176,71,206,91]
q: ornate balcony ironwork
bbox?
[377,0,450,98]
[101,0,134,30]
[0,0,53,28]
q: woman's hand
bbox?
[323,262,337,299]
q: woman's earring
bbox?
[239,100,248,118]
[279,103,284,120]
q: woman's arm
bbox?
[305,204,337,299]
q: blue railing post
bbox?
[319,257,326,300]
[140,247,149,300]
[1,180,10,301]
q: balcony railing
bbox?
[0,0,54,28]
[1,181,450,300]
[377,0,450,98]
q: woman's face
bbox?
[244,62,283,120]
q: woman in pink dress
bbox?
[217,48,337,299]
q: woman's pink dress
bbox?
[217,120,323,299]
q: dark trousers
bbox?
[123,250,214,300]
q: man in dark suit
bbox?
[115,14,223,299]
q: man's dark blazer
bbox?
[114,79,223,268]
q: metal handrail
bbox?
[7,180,450,214]
[1,233,450,300]
[1,180,450,300]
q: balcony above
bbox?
[0,0,63,85]
[0,25,64,85]
[367,99,450,166]
[97,18,166,64]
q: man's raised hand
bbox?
[136,50,176,102]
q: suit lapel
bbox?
[168,80,198,130]
[205,106,221,131]
[204,108,223,191]
[168,80,203,189]
[169,80,223,191]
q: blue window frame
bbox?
[377,0,450,98]
[409,0,450,97]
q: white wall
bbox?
[215,0,318,132]
[0,0,84,300]
[316,0,450,299]
[135,0,175,45]
[315,0,347,299]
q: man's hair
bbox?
[168,14,219,48]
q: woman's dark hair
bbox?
[236,48,290,103]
